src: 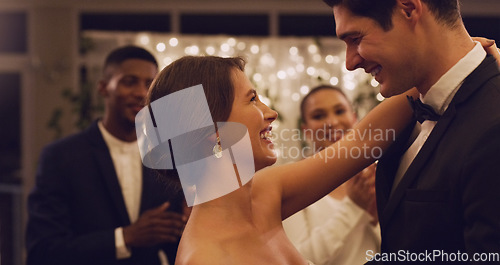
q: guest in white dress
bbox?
[283,85,380,265]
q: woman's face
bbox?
[302,89,357,151]
[227,69,278,171]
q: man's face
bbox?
[100,58,158,126]
[334,5,420,97]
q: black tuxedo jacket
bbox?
[374,56,500,264]
[26,121,183,265]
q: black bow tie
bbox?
[407,96,441,123]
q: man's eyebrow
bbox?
[121,74,139,79]
[338,31,360,41]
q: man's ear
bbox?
[97,80,109,97]
[398,0,422,22]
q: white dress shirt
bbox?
[98,122,142,259]
[391,41,487,193]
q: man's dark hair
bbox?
[103,45,158,79]
[323,0,461,31]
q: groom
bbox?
[325,0,500,263]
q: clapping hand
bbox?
[123,202,187,248]
[346,163,378,225]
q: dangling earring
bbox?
[213,131,223,158]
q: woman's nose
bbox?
[263,103,278,122]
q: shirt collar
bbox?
[422,41,486,115]
[98,121,138,152]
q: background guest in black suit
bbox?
[324,0,500,263]
[26,46,187,265]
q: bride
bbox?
[140,37,499,264]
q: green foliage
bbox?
[47,83,103,139]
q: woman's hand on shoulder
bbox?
[473,37,500,67]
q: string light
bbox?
[184,45,199,55]
[250,45,260,54]
[89,33,375,114]
[253,73,262,82]
[206,46,216,55]
[330,77,339,86]
[169,37,178,47]
[331,55,340,64]
[307,44,318,54]
[220,43,230,52]
[277,70,287,80]
[156,42,166,52]
[344,80,356,91]
[237,42,246,50]
[227,38,237,46]
[259,53,275,67]
[139,34,150,45]
[325,55,334,64]
[300,85,310,95]
[306,66,316,76]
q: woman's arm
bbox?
[256,88,418,220]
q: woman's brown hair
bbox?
[145,56,246,188]
[147,56,246,122]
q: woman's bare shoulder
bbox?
[176,242,225,265]
[251,170,285,218]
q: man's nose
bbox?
[345,45,363,71]
[135,83,149,98]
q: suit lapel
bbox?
[379,56,500,229]
[87,121,131,225]
[376,122,415,209]
[380,109,456,228]
[139,167,154,214]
